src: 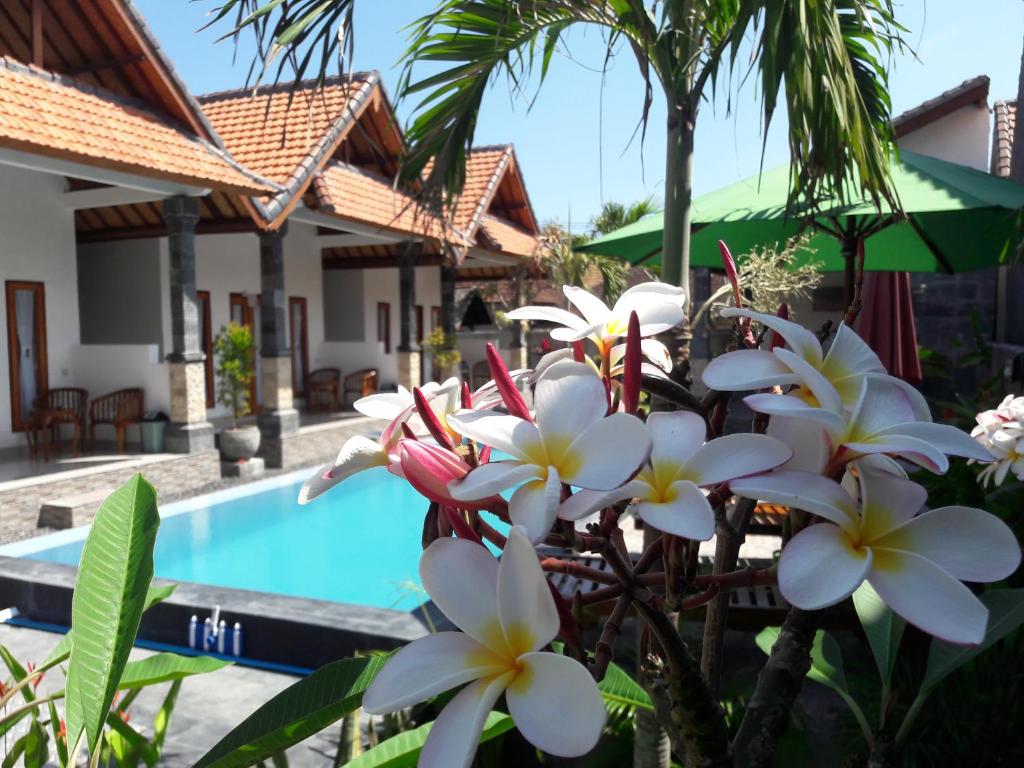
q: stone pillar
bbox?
[163,195,215,453]
[507,279,529,370]
[257,226,299,467]
[396,243,421,390]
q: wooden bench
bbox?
[342,369,378,407]
[306,368,341,412]
[38,487,113,529]
[89,388,144,453]
[27,387,88,460]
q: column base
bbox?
[397,350,422,391]
[257,408,300,469]
[164,421,215,454]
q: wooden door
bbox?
[377,302,391,354]
[229,293,259,413]
[289,297,309,396]
[5,281,47,431]
[197,290,214,408]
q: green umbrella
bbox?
[580,150,1024,297]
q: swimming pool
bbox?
[1,466,489,612]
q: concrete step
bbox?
[38,487,113,529]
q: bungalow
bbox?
[0,0,542,481]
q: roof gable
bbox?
[893,75,990,138]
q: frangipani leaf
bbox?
[116,653,231,690]
[64,475,159,754]
[853,581,905,687]
[194,654,390,768]
[346,711,514,768]
[598,661,654,711]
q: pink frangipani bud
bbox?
[486,342,532,421]
[622,311,642,415]
[413,386,455,450]
[399,440,497,510]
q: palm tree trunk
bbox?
[661,96,695,297]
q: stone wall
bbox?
[0,451,220,544]
[259,417,382,471]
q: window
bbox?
[196,291,214,408]
[5,281,47,432]
[377,302,391,354]
[289,297,309,395]
[415,305,425,344]
[431,305,442,331]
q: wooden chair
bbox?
[306,368,341,412]
[470,360,491,390]
[27,388,88,460]
[342,369,378,408]
[89,388,144,453]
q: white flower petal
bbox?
[362,632,505,713]
[849,376,925,437]
[730,471,858,532]
[354,391,413,420]
[550,322,604,343]
[857,469,927,542]
[446,411,538,463]
[623,298,686,337]
[419,671,516,768]
[863,373,932,422]
[646,411,706,465]
[564,286,611,327]
[843,435,947,474]
[450,461,542,500]
[563,413,651,490]
[506,305,589,332]
[420,538,501,647]
[875,506,1021,583]
[509,470,563,543]
[766,415,829,474]
[297,436,388,504]
[743,394,847,435]
[822,323,885,375]
[635,480,716,540]
[773,347,844,414]
[720,307,823,365]
[618,281,686,307]
[684,433,792,487]
[505,652,606,758]
[535,361,608,443]
[702,349,798,391]
[880,421,995,463]
[557,481,646,521]
[497,527,560,655]
[853,454,908,478]
[867,549,989,644]
[778,523,871,609]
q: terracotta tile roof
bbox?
[0,57,274,195]
[893,75,990,137]
[478,214,540,258]
[198,74,379,224]
[315,161,443,238]
[992,100,1017,178]
[425,146,511,233]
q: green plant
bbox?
[213,322,255,425]
[0,477,232,767]
[420,327,461,372]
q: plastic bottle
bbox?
[232,622,243,657]
[203,617,213,650]
[216,620,227,654]
[188,615,198,649]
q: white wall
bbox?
[898,104,991,171]
[0,165,80,449]
[319,264,442,389]
[68,344,170,418]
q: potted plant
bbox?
[214,321,261,461]
[421,327,461,380]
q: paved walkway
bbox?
[0,625,340,767]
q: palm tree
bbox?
[591,197,661,237]
[209,1,902,302]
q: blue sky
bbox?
[141,1,1023,232]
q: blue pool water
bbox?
[9,467,477,612]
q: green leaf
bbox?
[48,700,68,768]
[922,588,1024,694]
[64,474,160,755]
[852,581,905,688]
[194,654,390,768]
[2,718,47,768]
[104,712,157,768]
[0,643,35,703]
[117,653,231,690]
[598,661,653,711]
[152,679,182,755]
[346,711,514,768]
[44,583,177,667]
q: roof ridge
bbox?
[197,71,377,103]
[468,143,513,154]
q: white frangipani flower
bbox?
[609,338,673,378]
[447,360,652,541]
[558,411,792,539]
[363,527,606,767]
[506,282,686,355]
[745,372,991,473]
[703,308,884,409]
[971,394,1023,486]
[731,467,1020,644]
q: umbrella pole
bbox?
[842,236,857,307]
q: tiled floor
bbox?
[0,447,142,483]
